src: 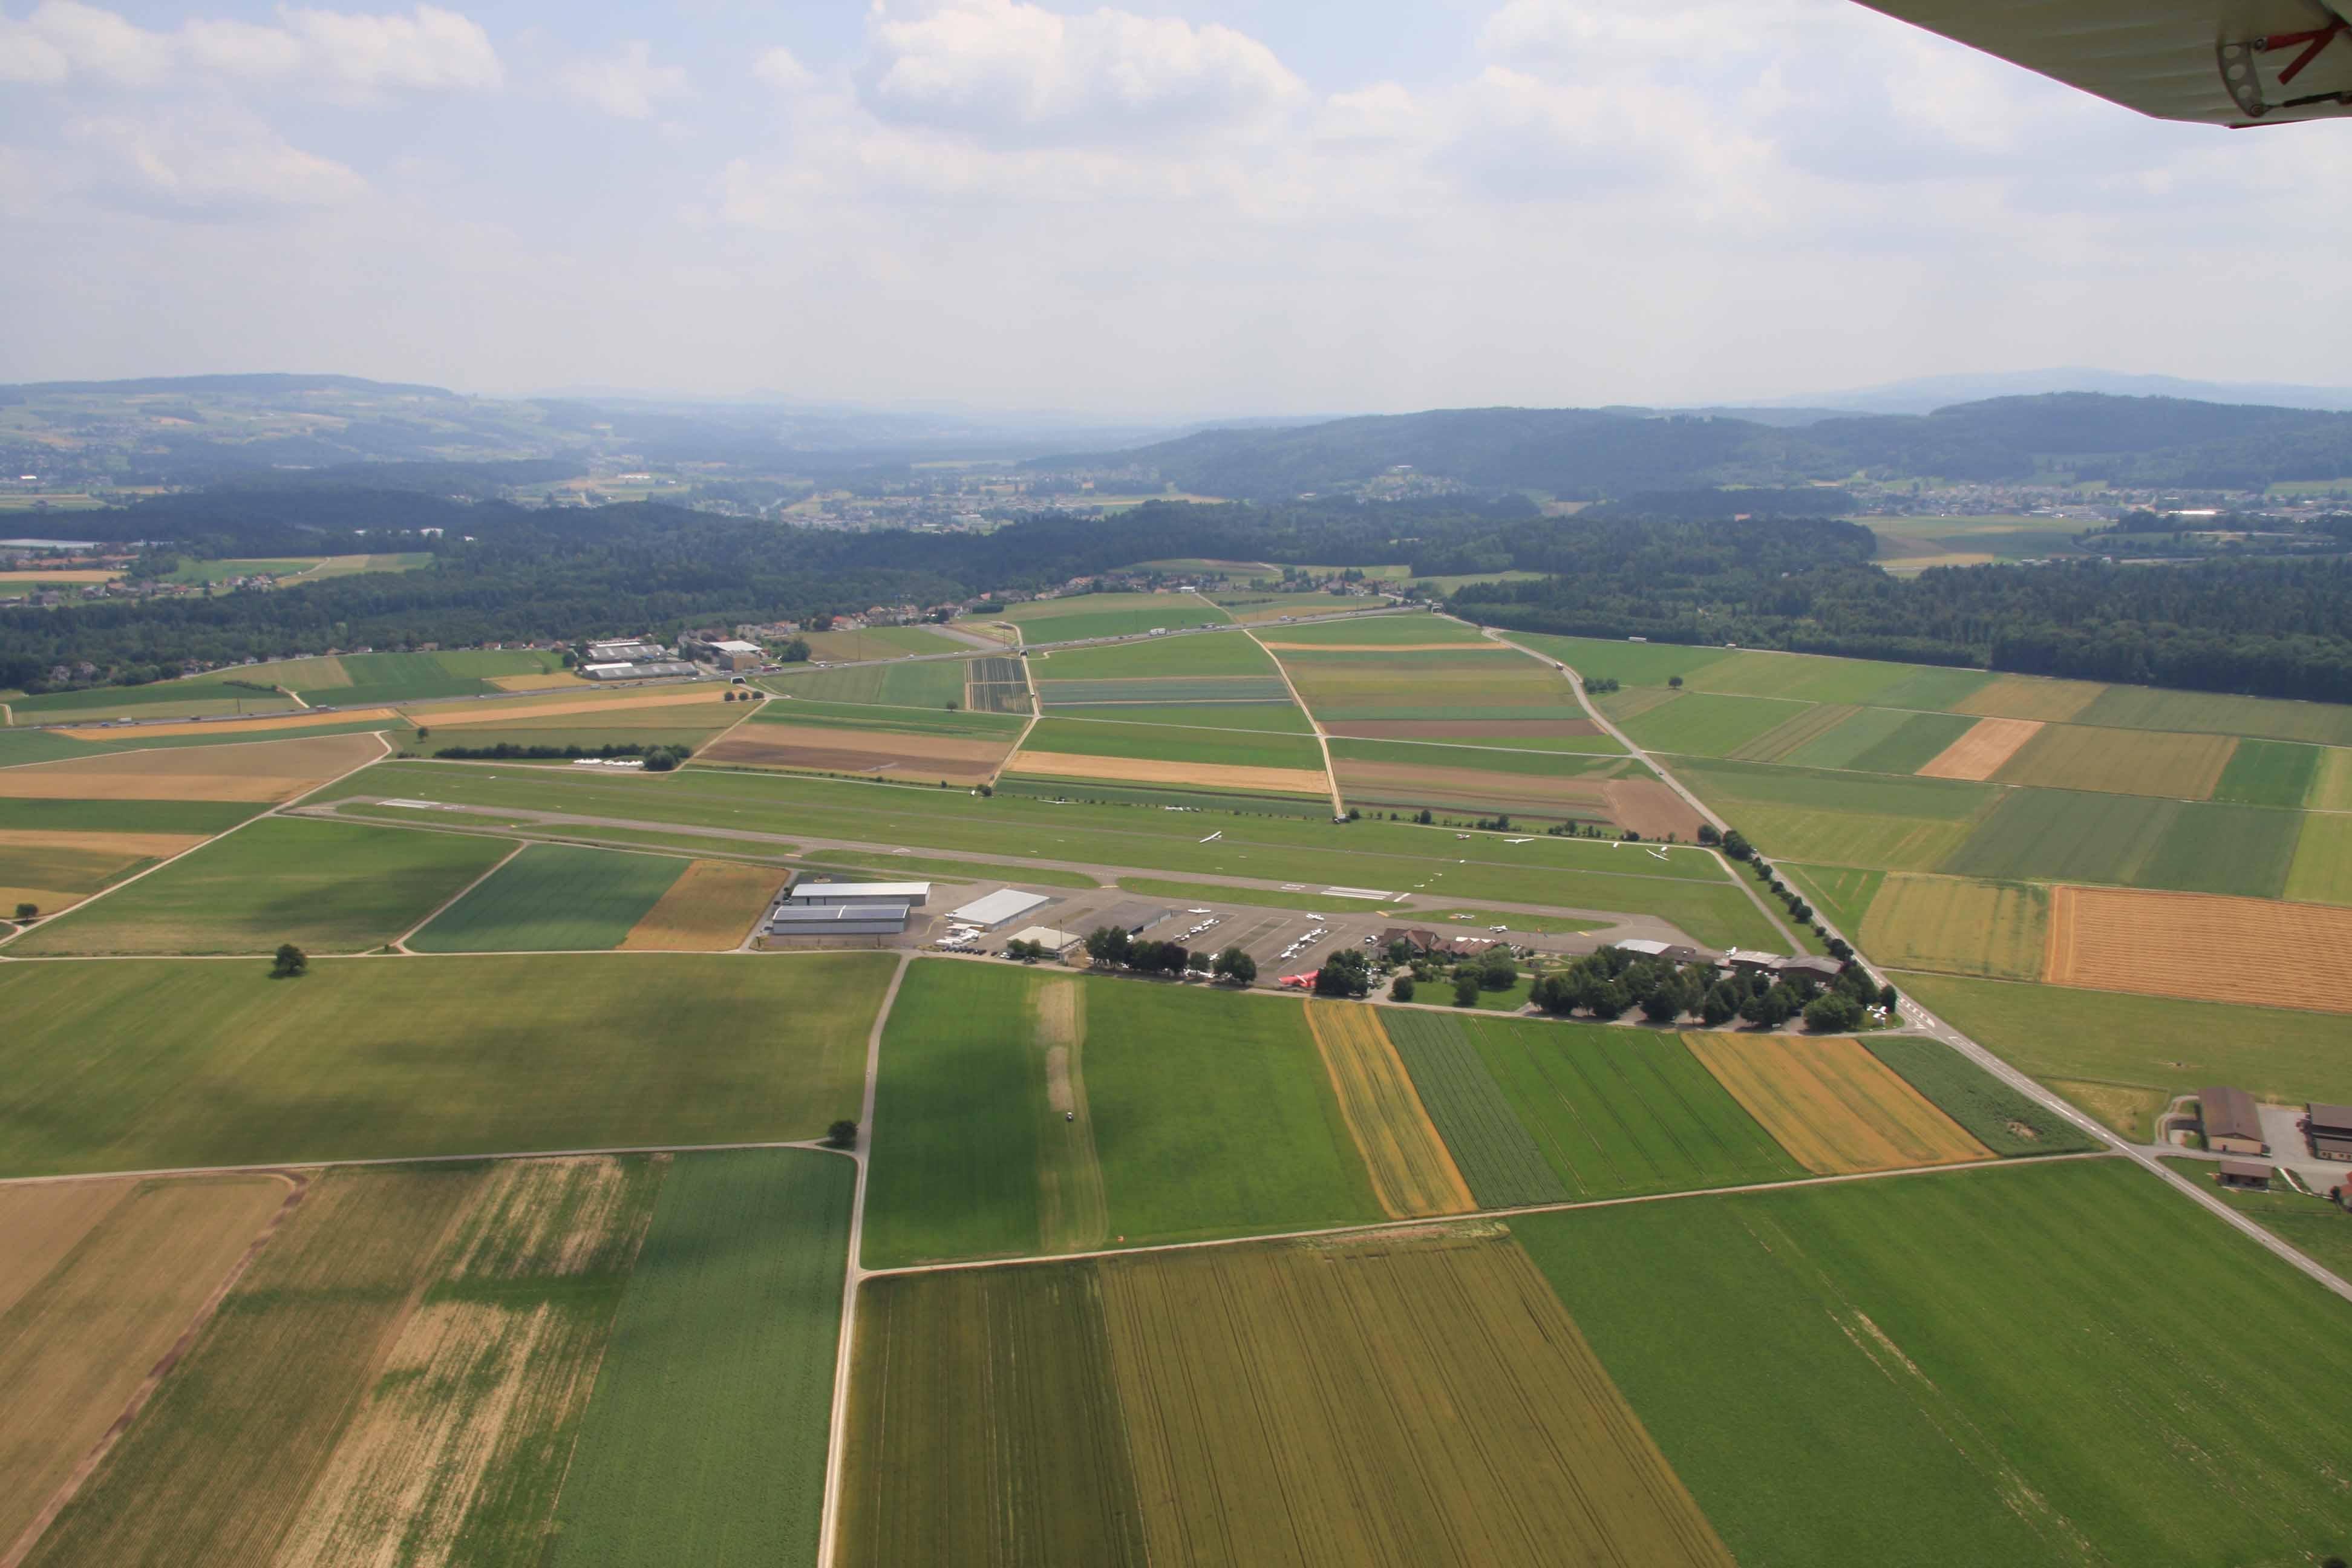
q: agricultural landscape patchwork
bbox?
[5,586,2352,1568]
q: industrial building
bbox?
[949,888,1052,929]
[2200,1085,2267,1156]
[784,880,931,909]
[587,638,668,663]
[582,659,698,681]
[763,903,910,938]
[1006,926,1081,953]
[2307,1104,2352,1161]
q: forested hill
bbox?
[1033,393,2352,497]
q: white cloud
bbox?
[0,2,501,98]
[753,45,812,92]
[560,40,687,120]
[863,0,1304,142]
[66,106,366,214]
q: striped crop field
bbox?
[1782,707,1975,774]
[1726,703,1859,763]
[1858,872,2048,980]
[763,660,970,708]
[1681,649,1935,706]
[2073,684,2352,748]
[2212,739,2324,808]
[1302,1001,1474,1218]
[1618,692,1803,758]
[1035,675,1295,706]
[1380,1011,1571,1208]
[1095,1229,1736,1567]
[1940,790,2301,898]
[1860,1036,2100,1156]
[1990,724,2236,800]
[617,857,780,950]
[2043,884,2352,1015]
[1681,1033,1990,1174]
[1025,631,1280,680]
[964,656,1031,714]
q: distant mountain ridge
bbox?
[1032,393,2352,499]
[1757,368,2352,417]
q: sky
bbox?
[1,0,2348,416]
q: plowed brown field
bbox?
[1916,717,2043,780]
[54,709,396,742]
[1333,758,1611,815]
[1010,750,1331,797]
[2045,885,2352,1014]
[1681,1033,1989,1174]
[620,859,781,950]
[1304,1002,1474,1218]
[0,732,385,802]
[705,722,1011,785]
[1257,641,1517,653]
[1604,779,1708,840]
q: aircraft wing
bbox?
[1853,0,2352,125]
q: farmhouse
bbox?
[2216,1158,2273,1190]
[1380,927,1441,955]
[1775,955,1847,985]
[2306,1103,2352,1162]
[2200,1085,2267,1156]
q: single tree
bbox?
[272,942,308,978]
[1477,946,1518,990]
[1314,948,1371,999]
[1452,972,1481,1008]
[13,901,36,923]
[1391,973,1416,1002]
[826,1119,858,1149]
[1083,925,1132,966]
[1212,946,1257,985]
[1667,675,1684,688]
[1804,991,1863,1034]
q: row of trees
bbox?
[1080,926,1259,985]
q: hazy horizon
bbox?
[4,0,2348,416]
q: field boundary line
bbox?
[860,1149,2121,1281]
[817,950,910,1568]
[1247,626,1345,818]
[0,1137,855,1189]
[986,659,1043,789]
[393,837,529,953]
[690,689,775,762]
[0,1170,309,1568]
[0,731,395,955]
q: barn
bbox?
[2200,1085,2267,1157]
[2306,1104,2352,1162]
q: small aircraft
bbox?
[1857,0,2352,126]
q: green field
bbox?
[1020,716,1326,771]
[800,624,970,660]
[2073,684,2352,748]
[408,843,687,952]
[1028,632,1281,679]
[1504,633,1736,687]
[998,593,1232,643]
[7,673,301,721]
[1403,1013,1803,1201]
[1041,698,1312,732]
[762,659,971,708]
[1785,707,1976,773]
[0,728,102,765]
[752,695,1024,737]
[841,1263,1148,1567]
[1901,972,2352,1112]
[0,797,257,835]
[1683,649,1936,706]
[2285,811,2352,904]
[1861,1036,2100,1155]
[1520,1160,2352,1568]
[1940,789,2299,897]
[863,964,1380,1267]
[1327,737,1633,774]
[549,1149,852,1568]
[2159,1157,2352,1281]
[318,649,562,706]
[0,952,890,1175]
[1380,1011,1570,1207]
[1259,611,1481,645]
[1111,876,1399,914]
[1782,863,1884,932]
[10,817,513,955]
[2211,738,2323,807]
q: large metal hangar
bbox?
[763,903,911,938]
[782,880,932,909]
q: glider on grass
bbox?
[1858,0,2352,125]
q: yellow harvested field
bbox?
[1304,1002,1474,1219]
[0,886,87,914]
[0,829,210,860]
[2309,747,2352,812]
[487,673,585,692]
[0,731,386,802]
[1100,1230,1735,1568]
[1256,641,1517,653]
[0,1181,133,1320]
[2045,884,2352,1014]
[1860,873,2048,981]
[0,1175,292,1560]
[1952,675,2105,723]
[54,708,397,742]
[1916,717,2043,780]
[619,859,781,950]
[1010,750,1332,797]
[420,689,734,727]
[1993,724,2236,799]
[1682,1033,1990,1174]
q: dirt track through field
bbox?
[54,709,397,742]
[1681,1034,1990,1174]
[0,731,388,802]
[1033,981,1108,1253]
[1009,749,1333,797]
[2045,884,2352,1014]
[1304,1003,1474,1218]
[1916,717,2043,780]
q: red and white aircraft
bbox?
[1858,0,2352,125]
